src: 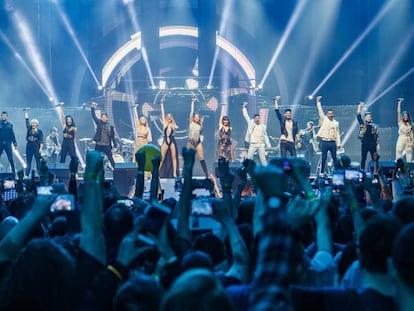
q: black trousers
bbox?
[60,139,76,163]
[360,143,377,170]
[26,142,41,176]
[320,141,337,174]
[0,142,15,173]
[95,144,115,168]
[280,140,296,157]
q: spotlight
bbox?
[206,84,213,90]
[257,84,263,90]
[151,85,157,90]
[48,97,54,102]
[308,95,313,100]
[98,85,103,91]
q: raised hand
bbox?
[253,165,286,199]
[182,147,196,173]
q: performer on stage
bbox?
[0,111,17,175]
[216,103,233,162]
[187,97,209,178]
[242,102,271,165]
[45,127,61,164]
[357,102,379,170]
[297,121,317,169]
[315,96,341,175]
[135,115,152,153]
[57,104,77,163]
[90,102,117,169]
[396,98,413,162]
[274,96,299,157]
[159,99,179,178]
[24,109,43,176]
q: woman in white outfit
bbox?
[396,98,413,162]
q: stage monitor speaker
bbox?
[113,163,137,196]
[48,163,71,186]
[369,161,395,179]
[0,172,14,180]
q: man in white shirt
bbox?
[315,96,341,175]
[242,102,271,165]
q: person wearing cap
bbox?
[24,109,43,176]
[45,127,61,164]
[357,102,379,170]
[0,111,17,175]
[396,98,413,162]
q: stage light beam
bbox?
[259,0,309,89]
[310,0,398,97]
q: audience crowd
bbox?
[0,149,413,311]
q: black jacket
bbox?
[275,109,299,141]
[91,108,117,148]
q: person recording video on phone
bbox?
[0,111,17,175]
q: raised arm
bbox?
[218,103,226,128]
[241,102,250,123]
[24,110,30,129]
[57,103,65,127]
[274,96,283,123]
[357,102,364,124]
[160,99,166,127]
[316,96,324,124]
[397,98,402,123]
[80,150,105,264]
[90,102,100,125]
[189,97,196,123]
[0,195,56,263]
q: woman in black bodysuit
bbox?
[159,99,179,178]
[57,104,77,163]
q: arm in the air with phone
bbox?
[0,194,56,263]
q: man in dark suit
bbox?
[0,111,17,174]
[90,103,117,169]
[274,96,299,157]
